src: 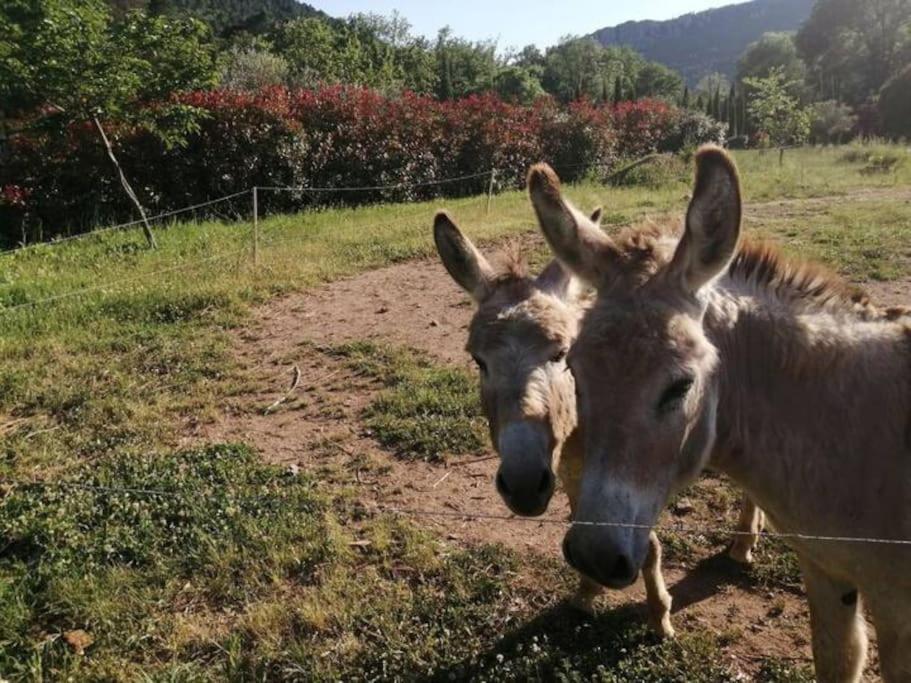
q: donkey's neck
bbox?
[704,280,911,542]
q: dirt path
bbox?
[184,198,910,677]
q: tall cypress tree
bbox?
[682,85,690,109]
[727,83,737,136]
[613,76,623,104]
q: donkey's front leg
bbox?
[801,557,867,683]
[642,531,675,639]
[560,463,604,615]
[728,495,765,565]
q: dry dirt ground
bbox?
[183,220,909,678]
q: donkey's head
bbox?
[529,147,741,587]
[434,211,594,516]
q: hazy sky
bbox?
[311,1,741,50]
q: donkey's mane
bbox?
[603,218,908,321]
[728,239,910,321]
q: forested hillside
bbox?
[592,0,815,84]
[106,0,325,34]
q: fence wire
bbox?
[2,477,910,547]
[0,249,246,315]
[256,169,495,193]
[1,190,253,258]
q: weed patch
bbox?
[330,341,486,461]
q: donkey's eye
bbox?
[658,377,694,413]
[550,349,568,364]
[472,355,488,375]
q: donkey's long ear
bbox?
[535,260,573,300]
[669,146,742,294]
[434,211,496,302]
[527,164,618,287]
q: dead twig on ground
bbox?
[263,366,302,414]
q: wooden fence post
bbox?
[486,169,497,216]
[252,187,259,272]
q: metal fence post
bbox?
[252,186,259,272]
[486,169,497,216]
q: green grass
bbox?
[2,144,909,679]
[0,443,769,681]
[330,341,486,461]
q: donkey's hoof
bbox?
[651,618,676,640]
[648,596,675,639]
[566,593,596,617]
[728,543,755,565]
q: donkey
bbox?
[528,147,911,681]
[433,210,764,639]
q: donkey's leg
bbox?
[866,597,911,683]
[728,495,765,565]
[801,559,867,683]
[642,531,675,639]
[559,460,603,615]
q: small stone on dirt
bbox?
[376,306,389,314]
[429,319,440,327]
[63,630,94,656]
[286,464,301,477]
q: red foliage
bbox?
[611,99,679,158]
[2,87,716,244]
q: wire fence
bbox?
[5,152,910,550]
[0,190,254,259]
[2,476,910,547]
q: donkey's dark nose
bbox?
[495,471,510,496]
[538,469,554,493]
[606,554,637,587]
[562,528,639,589]
[495,464,554,517]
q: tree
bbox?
[1,0,218,248]
[493,65,545,104]
[809,100,857,143]
[744,67,811,148]
[634,61,683,100]
[737,32,807,91]
[273,17,343,86]
[513,44,545,69]
[878,64,911,139]
[681,85,690,109]
[695,72,730,99]
[542,36,604,101]
[219,45,291,90]
[614,76,624,104]
[797,0,911,104]
[434,28,497,100]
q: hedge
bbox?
[1,86,726,247]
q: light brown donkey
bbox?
[529,147,911,681]
[433,210,764,638]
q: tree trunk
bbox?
[92,116,157,249]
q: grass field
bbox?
[1,143,908,680]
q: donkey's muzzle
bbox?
[496,465,555,517]
[495,422,556,517]
[562,527,639,589]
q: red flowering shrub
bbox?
[611,99,680,159]
[2,87,715,245]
